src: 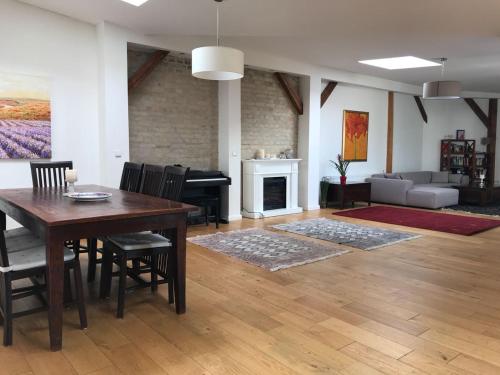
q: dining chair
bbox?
[119,162,144,193]
[30,161,73,188]
[99,165,189,318]
[86,162,145,283]
[30,161,91,297]
[0,227,87,346]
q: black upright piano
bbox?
[182,169,232,226]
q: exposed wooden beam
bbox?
[128,50,169,93]
[386,91,394,173]
[464,98,489,128]
[274,72,303,115]
[413,96,428,124]
[487,99,498,185]
[320,81,338,108]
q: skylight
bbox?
[119,0,150,6]
[358,56,441,70]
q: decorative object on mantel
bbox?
[273,218,421,251]
[423,58,461,99]
[191,0,244,80]
[255,149,265,159]
[342,110,369,161]
[330,154,350,185]
[284,149,294,159]
[189,228,349,271]
[0,72,51,159]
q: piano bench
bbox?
[185,195,220,229]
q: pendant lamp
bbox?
[192,0,244,80]
[423,58,461,99]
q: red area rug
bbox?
[333,206,500,236]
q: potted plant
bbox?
[330,154,350,185]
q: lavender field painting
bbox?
[0,72,51,159]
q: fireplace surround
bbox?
[242,159,303,218]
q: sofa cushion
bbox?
[399,171,432,185]
[406,187,458,209]
[448,173,462,185]
[431,171,449,183]
[365,178,413,205]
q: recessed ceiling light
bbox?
[119,0,150,6]
[359,56,441,70]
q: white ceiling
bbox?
[19,0,500,93]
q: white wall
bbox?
[393,93,423,172]
[319,83,388,181]
[0,0,100,228]
[0,0,100,190]
[422,99,488,171]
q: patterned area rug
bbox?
[188,229,349,271]
[272,218,421,251]
[445,204,500,217]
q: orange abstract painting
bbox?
[342,110,369,161]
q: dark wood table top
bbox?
[0,185,197,227]
[326,181,370,186]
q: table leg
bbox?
[46,229,65,351]
[173,215,187,314]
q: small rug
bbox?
[445,203,500,217]
[188,229,349,271]
[333,206,500,236]
[272,218,421,251]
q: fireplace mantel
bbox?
[242,159,303,218]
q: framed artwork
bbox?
[456,129,465,140]
[342,110,369,162]
[0,72,51,159]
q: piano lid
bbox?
[186,169,227,179]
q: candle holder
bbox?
[65,168,78,194]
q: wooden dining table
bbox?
[0,185,197,351]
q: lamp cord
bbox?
[216,3,220,47]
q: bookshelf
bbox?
[440,139,476,179]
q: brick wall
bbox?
[241,69,299,160]
[128,51,299,168]
[128,51,219,170]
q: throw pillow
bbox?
[431,171,449,183]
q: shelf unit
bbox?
[440,139,476,179]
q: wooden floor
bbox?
[3,206,500,374]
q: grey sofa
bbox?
[365,171,467,209]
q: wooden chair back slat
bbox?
[139,164,165,197]
[159,166,189,201]
[30,161,73,188]
[0,213,8,268]
[119,162,144,193]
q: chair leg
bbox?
[63,267,73,304]
[215,200,220,229]
[167,252,174,304]
[151,253,158,294]
[117,254,127,319]
[1,273,13,346]
[99,245,114,299]
[87,238,97,283]
[72,260,87,329]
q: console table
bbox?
[455,183,500,206]
[325,181,371,209]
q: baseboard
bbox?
[303,205,321,211]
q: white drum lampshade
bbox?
[192,46,244,80]
[423,80,461,99]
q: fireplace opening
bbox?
[263,177,287,211]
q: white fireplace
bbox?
[242,159,303,218]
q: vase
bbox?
[340,175,347,185]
